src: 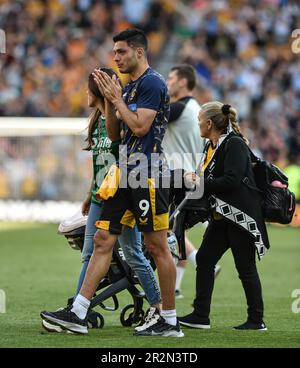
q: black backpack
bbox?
[246,150,296,224]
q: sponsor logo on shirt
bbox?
[92,137,112,153]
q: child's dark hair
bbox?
[84,67,118,151]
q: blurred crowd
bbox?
[176,0,300,169]
[0,135,92,201]
[0,0,175,117]
[0,0,300,209]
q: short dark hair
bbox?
[113,28,148,51]
[171,64,197,91]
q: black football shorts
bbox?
[95,178,169,234]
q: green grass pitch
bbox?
[0,222,299,348]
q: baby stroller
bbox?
[58,211,179,330]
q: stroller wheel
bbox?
[87,310,104,329]
[120,304,144,327]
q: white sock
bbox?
[71,294,90,320]
[161,309,177,326]
[187,249,197,268]
[175,266,185,291]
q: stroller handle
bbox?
[169,190,198,223]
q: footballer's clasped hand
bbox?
[93,69,122,105]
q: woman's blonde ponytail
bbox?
[228,106,249,145]
[200,101,248,145]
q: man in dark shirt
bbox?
[41,29,183,338]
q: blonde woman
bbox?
[178,102,269,331]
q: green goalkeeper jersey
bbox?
[91,115,120,204]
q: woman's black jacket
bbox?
[204,132,270,250]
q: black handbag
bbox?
[181,196,212,229]
[248,150,296,224]
[172,195,211,260]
